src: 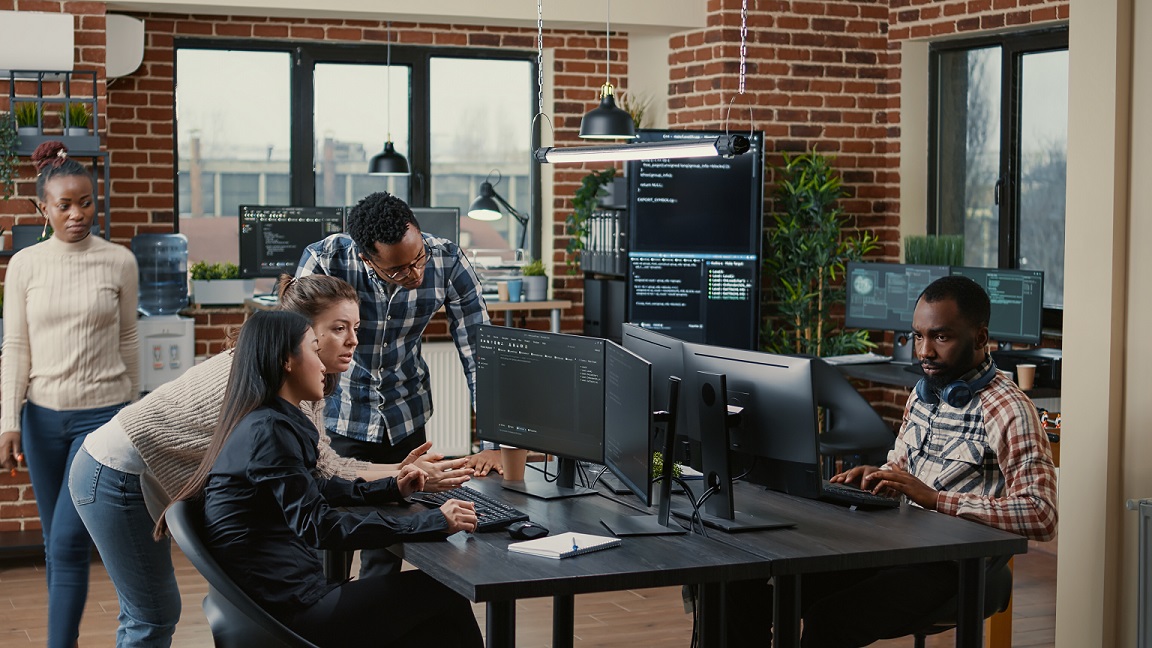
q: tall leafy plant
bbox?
[0,113,17,199]
[762,151,879,356]
[565,167,616,273]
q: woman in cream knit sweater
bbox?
[69,274,473,647]
[0,142,140,648]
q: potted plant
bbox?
[13,103,40,136]
[189,261,255,306]
[565,167,616,272]
[520,257,548,301]
[904,234,964,266]
[59,103,90,137]
[761,151,880,357]
[0,113,17,199]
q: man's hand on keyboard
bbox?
[395,464,428,498]
[418,457,474,492]
[862,467,939,510]
[829,465,880,488]
[440,499,478,533]
[465,449,503,477]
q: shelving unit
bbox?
[6,70,110,242]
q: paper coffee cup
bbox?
[499,445,528,481]
[496,281,509,301]
[1016,364,1037,391]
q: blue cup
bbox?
[506,278,523,302]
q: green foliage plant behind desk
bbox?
[762,151,878,357]
[565,167,616,273]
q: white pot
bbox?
[65,127,89,137]
[522,275,548,301]
[191,279,255,306]
[16,126,39,137]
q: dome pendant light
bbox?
[368,21,410,175]
[579,0,635,140]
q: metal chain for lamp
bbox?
[605,0,612,88]
[739,0,748,95]
[386,21,393,139]
[537,0,545,116]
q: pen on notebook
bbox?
[572,535,579,552]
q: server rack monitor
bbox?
[844,262,950,362]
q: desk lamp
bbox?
[467,171,529,251]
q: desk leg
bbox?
[486,601,516,648]
[550,308,561,333]
[955,558,986,648]
[696,583,724,647]
[504,311,513,327]
[553,594,574,648]
[773,575,800,648]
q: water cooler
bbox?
[132,234,196,393]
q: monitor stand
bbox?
[600,377,688,537]
[891,331,916,365]
[501,458,596,500]
[670,372,794,533]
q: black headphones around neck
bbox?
[915,360,998,408]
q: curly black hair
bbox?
[918,275,991,329]
[347,192,420,257]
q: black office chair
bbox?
[909,556,1014,648]
[809,357,897,478]
[166,499,320,648]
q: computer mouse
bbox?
[506,521,549,540]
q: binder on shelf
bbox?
[507,532,621,559]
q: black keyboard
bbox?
[820,481,900,509]
[410,487,530,531]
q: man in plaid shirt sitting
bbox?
[727,275,1057,646]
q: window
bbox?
[929,28,1068,313]
[175,40,537,267]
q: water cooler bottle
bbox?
[132,233,196,393]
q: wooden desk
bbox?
[486,299,572,333]
[704,482,1029,648]
[395,474,769,648]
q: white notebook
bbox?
[507,532,621,559]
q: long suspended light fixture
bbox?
[578,0,635,140]
[534,134,750,164]
[368,21,410,176]
[531,0,755,164]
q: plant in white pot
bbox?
[13,103,40,137]
[190,261,255,306]
[60,103,90,137]
[520,257,548,301]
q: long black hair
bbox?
[155,310,311,538]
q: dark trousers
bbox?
[286,569,482,648]
[328,428,429,578]
[726,561,960,648]
[328,428,429,464]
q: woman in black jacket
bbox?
[159,310,482,647]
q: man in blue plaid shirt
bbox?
[296,192,502,475]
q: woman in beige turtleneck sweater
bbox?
[0,142,139,648]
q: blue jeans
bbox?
[22,400,127,648]
[71,447,181,647]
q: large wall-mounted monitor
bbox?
[845,262,950,333]
[950,266,1045,345]
[239,205,344,279]
[626,129,765,350]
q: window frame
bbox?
[173,38,542,257]
[927,26,1069,328]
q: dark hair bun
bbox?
[31,141,69,173]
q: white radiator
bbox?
[423,342,473,457]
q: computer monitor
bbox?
[411,207,460,243]
[949,266,1045,345]
[844,262,950,362]
[673,343,815,531]
[475,325,604,499]
[239,205,344,279]
[621,323,694,465]
[598,342,686,537]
